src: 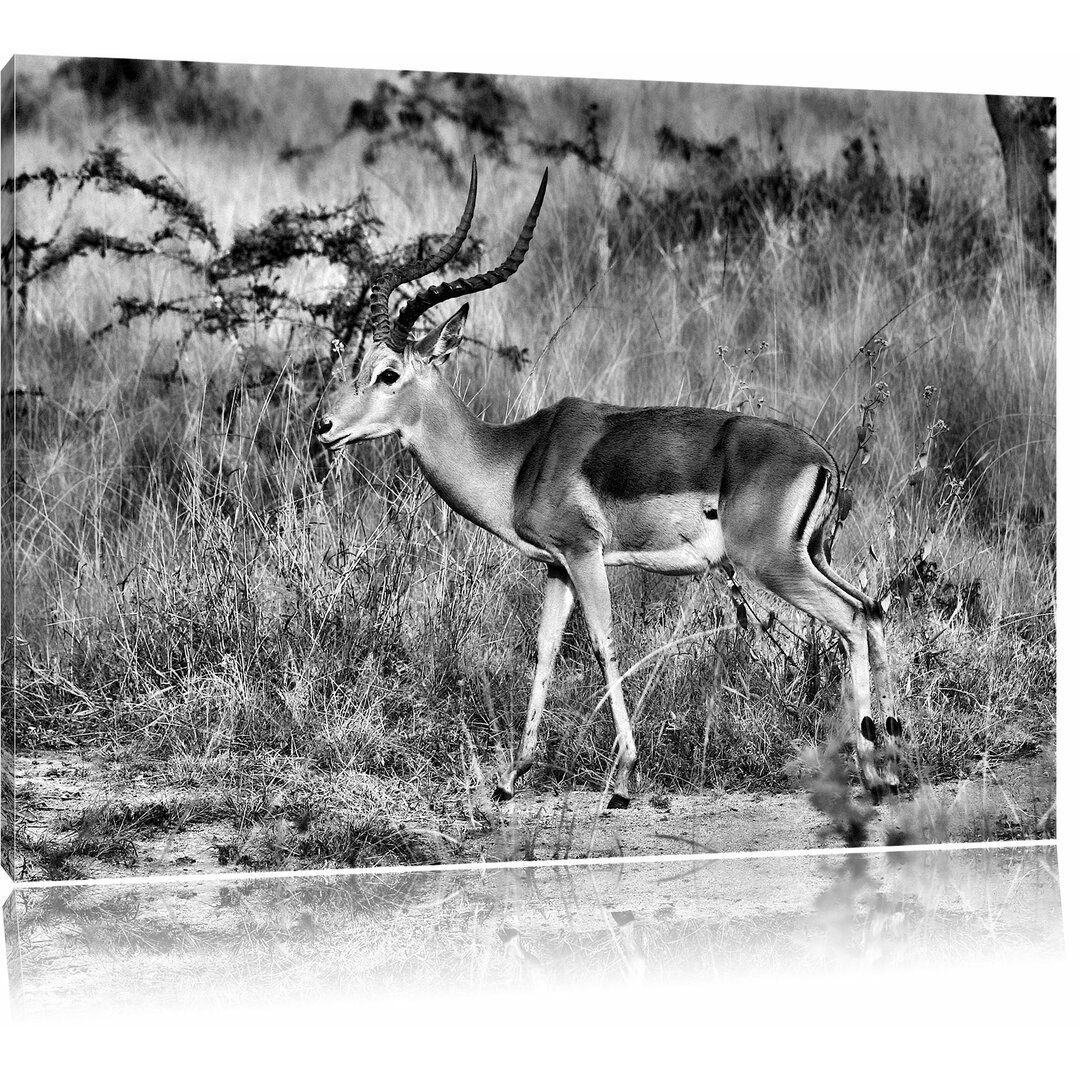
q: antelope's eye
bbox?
[376,368,400,386]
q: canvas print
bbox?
[1,59,1056,880]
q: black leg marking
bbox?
[607,792,631,810]
[493,785,514,803]
[861,716,877,744]
[885,716,903,739]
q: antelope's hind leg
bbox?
[865,597,902,790]
[757,547,892,801]
[811,547,903,793]
[494,564,575,802]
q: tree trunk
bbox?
[985,95,1056,277]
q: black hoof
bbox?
[493,785,514,803]
[607,793,631,810]
[881,764,902,798]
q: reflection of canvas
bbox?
[3,59,1056,881]
[4,847,1064,1012]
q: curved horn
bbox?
[370,157,479,344]
[387,168,549,353]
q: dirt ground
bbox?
[8,750,1055,881]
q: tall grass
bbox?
[5,62,1055,873]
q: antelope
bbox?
[316,161,902,809]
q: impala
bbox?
[316,161,902,809]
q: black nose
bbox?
[316,417,333,436]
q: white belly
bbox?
[506,491,727,576]
[603,531,725,576]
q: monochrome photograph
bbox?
[2,54,1056,881]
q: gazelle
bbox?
[316,161,902,809]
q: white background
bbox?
[3,5,1074,1072]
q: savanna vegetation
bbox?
[2,60,1056,877]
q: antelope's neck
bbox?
[400,382,524,542]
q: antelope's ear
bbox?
[414,304,469,365]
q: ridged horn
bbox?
[369,158,479,344]
[386,167,549,353]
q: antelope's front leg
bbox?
[494,564,575,802]
[564,551,638,810]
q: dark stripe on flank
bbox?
[795,466,828,542]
